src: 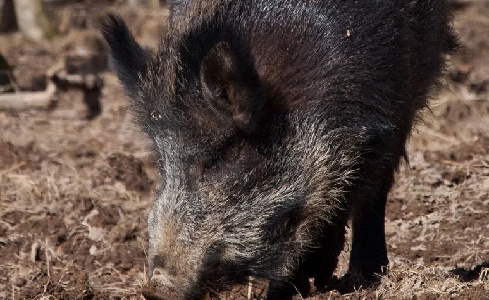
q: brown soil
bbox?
[0,2,487,299]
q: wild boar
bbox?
[103,1,455,298]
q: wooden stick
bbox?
[0,82,56,111]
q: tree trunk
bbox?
[0,0,17,32]
[0,52,15,93]
[13,0,54,41]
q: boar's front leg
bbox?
[308,211,349,290]
[348,133,403,281]
[348,177,392,281]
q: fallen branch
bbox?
[52,71,103,90]
[0,81,56,111]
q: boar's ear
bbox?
[102,14,147,98]
[200,42,263,134]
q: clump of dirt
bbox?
[106,152,154,193]
[0,141,44,170]
[20,271,95,300]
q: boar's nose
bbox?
[142,277,179,300]
[143,263,179,300]
[148,254,166,277]
[151,267,175,288]
[149,255,177,284]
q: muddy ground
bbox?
[0,2,488,299]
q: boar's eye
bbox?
[150,110,163,121]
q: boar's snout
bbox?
[148,254,167,279]
[143,266,180,300]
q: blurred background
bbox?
[0,1,487,299]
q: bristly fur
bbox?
[103,1,456,298]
